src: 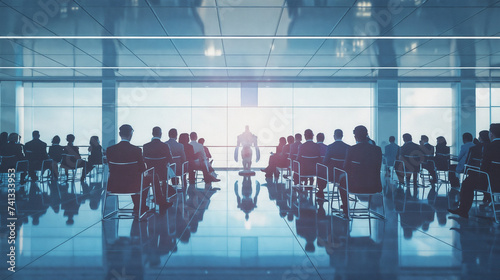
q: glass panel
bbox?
[74,108,102,146]
[492,83,500,106]
[293,84,371,107]
[476,84,490,107]
[258,84,293,107]
[400,108,454,147]
[400,83,453,107]
[117,86,191,107]
[476,108,491,133]
[192,85,228,106]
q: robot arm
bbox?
[254,136,260,162]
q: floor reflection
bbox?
[2,170,500,279]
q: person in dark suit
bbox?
[0,132,8,155]
[0,133,27,184]
[434,136,450,171]
[448,123,500,218]
[24,130,49,181]
[107,124,171,214]
[60,134,84,177]
[281,135,295,159]
[260,137,287,178]
[48,135,64,179]
[179,133,196,183]
[81,136,103,181]
[465,130,490,169]
[289,133,302,161]
[396,133,423,192]
[419,135,437,184]
[384,136,399,176]
[316,133,327,157]
[143,127,173,183]
[338,125,382,215]
[165,128,186,185]
[318,129,351,193]
[295,129,321,185]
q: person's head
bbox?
[32,130,40,140]
[294,133,302,142]
[190,132,198,141]
[353,125,368,142]
[52,135,61,145]
[462,132,473,143]
[287,135,294,144]
[490,123,500,140]
[8,133,19,143]
[436,136,447,146]
[402,133,412,143]
[479,130,490,144]
[279,137,286,146]
[389,136,395,143]
[152,126,162,138]
[66,134,75,144]
[420,135,429,144]
[304,129,314,141]
[90,136,100,146]
[119,124,133,141]
[0,132,8,143]
[198,138,205,145]
[245,125,250,132]
[334,129,343,141]
[179,133,189,145]
[168,128,178,139]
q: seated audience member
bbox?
[449,133,475,187]
[48,135,64,179]
[318,129,350,193]
[338,125,382,215]
[165,128,186,185]
[107,124,172,215]
[465,130,490,169]
[384,136,399,176]
[316,133,327,158]
[1,133,27,184]
[434,136,450,171]
[143,127,173,182]
[180,133,219,184]
[198,137,217,175]
[24,130,49,181]
[396,133,423,191]
[261,137,287,178]
[60,134,84,176]
[448,123,500,218]
[189,132,219,183]
[81,136,103,181]
[282,135,295,159]
[289,133,303,161]
[420,135,437,184]
[0,132,8,154]
[295,129,321,185]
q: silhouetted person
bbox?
[261,137,287,178]
[0,131,8,154]
[295,129,321,185]
[318,129,350,196]
[61,134,83,177]
[165,128,186,185]
[282,135,295,159]
[1,133,27,184]
[179,133,196,183]
[289,133,302,161]
[396,133,422,192]
[420,135,437,184]
[384,136,399,175]
[450,133,475,187]
[106,125,149,214]
[466,130,490,169]
[448,124,500,218]
[316,132,327,157]
[24,130,49,181]
[188,132,219,183]
[197,137,216,175]
[434,136,450,172]
[48,135,64,179]
[338,126,382,215]
[82,136,103,181]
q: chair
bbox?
[144,156,168,181]
[15,160,29,184]
[276,158,292,183]
[316,163,340,212]
[466,161,500,223]
[333,166,385,220]
[103,165,156,220]
[59,154,86,182]
[35,159,53,183]
[292,156,320,186]
[171,161,189,189]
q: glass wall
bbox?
[21,82,102,148]
[476,83,500,132]
[399,83,457,153]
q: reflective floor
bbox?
[1,171,500,280]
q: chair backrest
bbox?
[296,155,320,176]
[434,153,450,171]
[15,160,29,172]
[107,160,143,193]
[172,155,183,175]
[403,155,421,172]
[0,155,16,170]
[348,160,382,193]
[329,157,345,169]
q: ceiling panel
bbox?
[225,55,268,67]
[267,55,311,67]
[43,54,103,67]
[181,55,226,67]
[223,39,273,55]
[173,39,223,55]
[227,69,265,76]
[218,8,282,35]
[191,69,228,76]
[276,7,349,36]
[154,7,219,36]
[270,39,324,55]
[306,54,353,67]
[138,54,186,67]
[263,69,301,76]
[297,69,337,76]
[216,0,285,7]
[153,69,193,77]
[119,39,179,55]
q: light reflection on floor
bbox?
[1,171,500,280]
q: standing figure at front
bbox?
[234,126,260,175]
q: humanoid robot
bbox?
[234,126,260,176]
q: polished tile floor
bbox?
[1,171,500,280]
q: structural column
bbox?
[1,81,20,133]
[457,80,476,145]
[375,79,399,146]
[102,79,117,149]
